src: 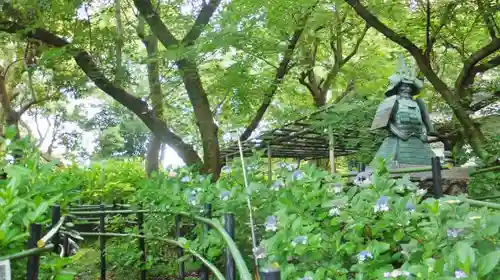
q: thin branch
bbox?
[182,0,222,46]
[476,0,498,39]
[341,24,369,65]
[17,95,57,116]
[332,79,355,104]
[133,0,180,48]
[2,59,23,76]
[455,37,500,94]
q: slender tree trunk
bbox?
[146,135,162,176]
[140,28,166,176]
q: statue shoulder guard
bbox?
[370,95,398,130]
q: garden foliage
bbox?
[2,138,500,279]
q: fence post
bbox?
[359,163,366,172]
[99,204,106,280]
[259,268,280,280]
[27,223,42,280]
[201,203,212,280]
[137,211,146,280]
[224,213,236,280]
[51,205,61,254]
[175,215,185,279]
[431,157,443,198]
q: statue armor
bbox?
[370,57,436,167]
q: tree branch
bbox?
[455,37,500,95]
[133,0,180,48]
[17,95,58,116]
[341,24,369,65]
[344,0,424,60]
[239,5,316,141]
[476,0,498,39]
[0,20,202,165]
[182,0,222,46]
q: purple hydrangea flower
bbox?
[270,179,285,191]
[454,270,467,279]
[292,170,305,181]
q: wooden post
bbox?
[267,144,272,184]
[328,125,335,174]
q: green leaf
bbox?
[477,251,500,277]
[455,241,475,265]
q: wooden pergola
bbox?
[220,104,376,174]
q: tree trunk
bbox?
[146,135,162,176]
[142,33,167,176]
[176,59,221,179]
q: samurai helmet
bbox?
[385,55,424,97]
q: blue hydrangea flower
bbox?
[374,196,390,213]
[221,165,231,174]
[270,179,285,191]
[299,277,312,280]
[416,188,427,196]
[253,245,267,259]
[447,228,464,238]
[384,269,410,278]
[329,207,340,216]
[219,190,231,201]
[357,251,373,263]
[354,171,372,187]
[454,270,467,278]
[199,175,206,182]
[405,201,416,212]
[291,236,308,247]
[265,216,278,232]
[328,182,343,194]
[187,194,198,206]
[292,170,305,181]
[181,176,191,182]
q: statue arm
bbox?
[416,98,436,134]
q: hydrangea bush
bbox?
[137,156,500,280]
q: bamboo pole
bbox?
[0,244,54,261]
